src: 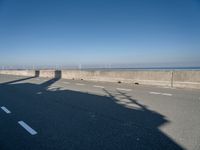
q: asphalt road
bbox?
[0,74,200,150]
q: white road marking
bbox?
[116,88,132,92]
[76,83,85,86]
[63,82,70,84]
[49,86,61,88]
[149,92,172,96]
[162,93,172,96]
[149,92,160,95]
[1,106,11,114]
[93,85,104,88]
[161,86,176,89]
[18,121,37,135]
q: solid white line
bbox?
[93,85,104,88]
[1,106,11,114]
[76,83,85,86]
[18,121,37,135]
[116,88,132,92]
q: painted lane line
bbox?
[18,121,37,135]
[149,92,161,95]
[149,92,172,96]
[116,88,132,92]
[93,85,104,88]
[161,86,176,89]
[37,91,42,95]
[162,93,172,96]
[63,82,70,84]
[1,106,11,114]
[76,83,85,86]
[48,86,59,89]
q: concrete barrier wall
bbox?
[0,70,35,77]
[173,71,200,89]
[38,70,62,78]
[0,70,200,89]
[61,70,172,86]
[61,70,200,89]
[39,70,56,78]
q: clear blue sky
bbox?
[0,0,200,68]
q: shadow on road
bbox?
[1,76,36,85]
[0,76,184,150]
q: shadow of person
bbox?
[0,76,184,150]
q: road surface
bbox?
[0,74,200,150]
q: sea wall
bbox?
[0,70,200,89]
[173,71,200,89]
[61,70,172,86]
[37,70,62,78]
[39,70,56,78]
[0,70,35,77]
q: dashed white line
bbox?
[161,86,176,89]
[18,121,37,135]
[37,91,42,94]
[49,86,60,89]
[63,82,70,84]
[162,93,172,96]
[116,88,132,92]
[149,92,172,96]
[1,106,11,114]
[93,85,104,88]
[149,92,160,95]
[76,83,85,86]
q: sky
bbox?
[0,0,200,68]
